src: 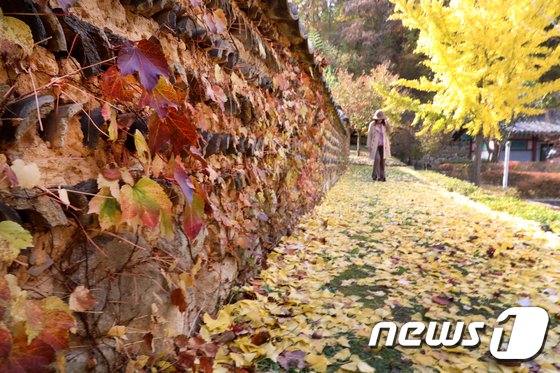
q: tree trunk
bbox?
[472,132,484,186]
[357,132,361,156]
[491,138,502,162]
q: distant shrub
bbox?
[437,163,470,180]
[438,163,454,172]
[512,171,560,198]
[483,170,560,198]
[439,162,560,198]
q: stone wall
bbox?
[0,0,349,370]
[415,140,471,169]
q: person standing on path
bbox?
[367,109,392,181]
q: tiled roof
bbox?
[511,117,560,137]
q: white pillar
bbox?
[503,141,511,188]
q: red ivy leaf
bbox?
[171,288,187,313]
[177,350,196,370]
[200,343,218,358]
[0,301,75,372]
[183,192,205,240]
[187,146,208,168]
[173,161,210,239]
[69,286,96,312]
[4,327,54,373]
[0,328,11,358]
[148,109,198,155]
[100,165,121,181]
[117,38,169,92]
[195,180,214,216]
[101,102,111,121]
[0,277,75,372]
[101,66,140,102]
[174,160,195,205]
[35,298,76,351]
[201,79,227,111]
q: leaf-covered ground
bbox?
[202,165,560,372]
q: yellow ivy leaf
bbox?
[0,221,32,265]
[0,8,34,55]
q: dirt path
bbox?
[202,165,560,372]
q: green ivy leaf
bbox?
[120,178,173,238]
[88,188,122,230]
[0,221,32,265]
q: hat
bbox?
[373,110,386,120]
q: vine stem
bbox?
[26,68,44,131]
[61,87,110,138]
[13,57,117,104]
[71,211,108,257]
[46,188,107,198]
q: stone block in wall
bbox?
[43,103,83,148]
[2,189,68,229]
[1,95,55,146]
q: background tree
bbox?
[297,0,433,162]
[388,0,560,185]
[328,64,400,155]
[297,0,428,79]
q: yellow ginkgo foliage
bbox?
[388,0,560,139]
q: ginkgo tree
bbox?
[388,0,560,184]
